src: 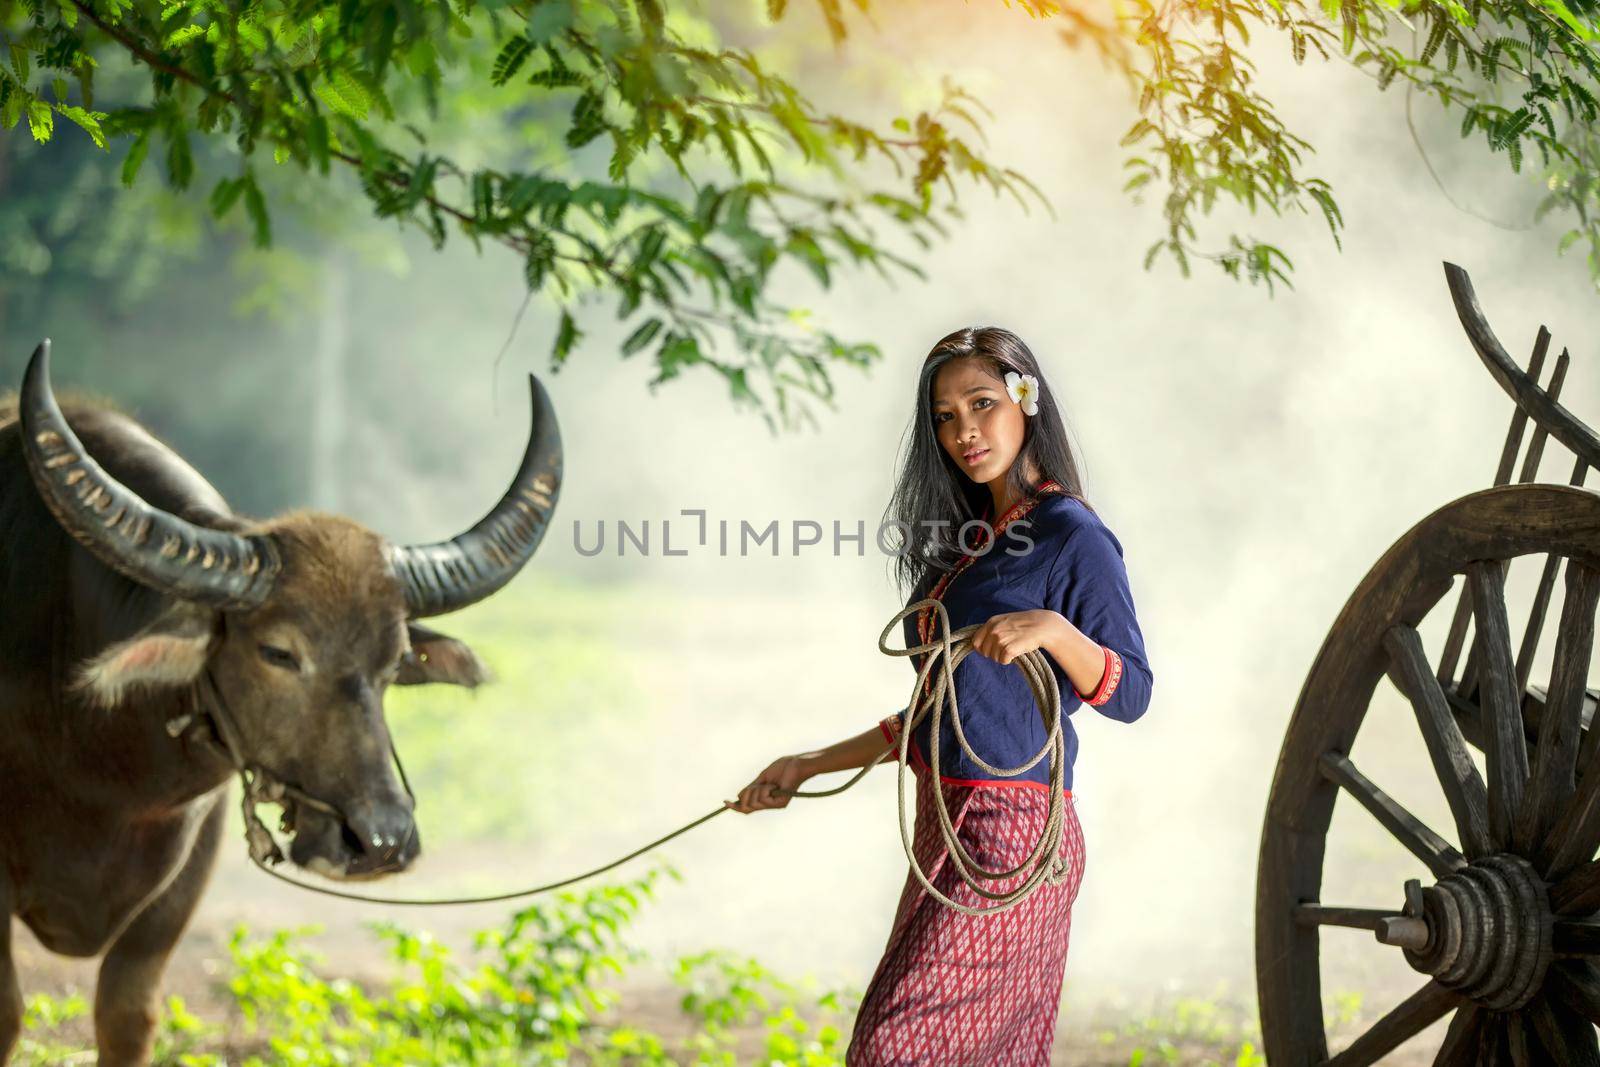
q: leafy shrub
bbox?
[11,860,861,1065]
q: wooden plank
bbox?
[1292,904,1397,931]
[1478,1011,1506,1067]
[1554,918,1600,957]
[1320,751,1467,879]
[1433,1005,1483,1067]
[1542,675,1600,878]
[1385,624,1493,858]
[1469,559,1530,849]
[1548,960,1600,1025]
[1515,347,1569,484]
[1507,1009,1535,1067]
[1519,561,1600,856]
[1527,995,1600,1066]
[1444,265,1600,470]
[1439,328,1547,689]
[1516,456,1589,696]
[1552,859,1600,915]
[1322,979,1460,1067]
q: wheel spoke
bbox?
[1322,979,1461,1067]
[1468,560,1531,850]
[1292,904,1401,931]
[1549,960,1600,1025]
[1438,590,1476,691]
[1527,995,1600,1066]
[1507,1008,1535,1067]
[1433,1005,1483,1067]
[1385,624,1493,858]
[1541,678,1600,879]
[1320,751,1467,879]
[1479,1011,1508,1066]
[1554,918,1600,957]
[1519,561,1600,855]
[1553,859,1600,915]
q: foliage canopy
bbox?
[3,0,1600,423]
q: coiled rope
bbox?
[223,597,1073,913]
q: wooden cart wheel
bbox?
[1257,482,1600,1064]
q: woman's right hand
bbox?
[726,754,813,814]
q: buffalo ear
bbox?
[398,623,491,689]
[73,602,217,709]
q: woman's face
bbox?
[931,357,1028,491]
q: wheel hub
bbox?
[1375,853,1553,1010]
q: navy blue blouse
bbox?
[878,490,1153,793]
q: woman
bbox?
[728,326,1153,1066]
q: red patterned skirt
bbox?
[846,769,1087,1067]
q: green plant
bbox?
[671,948,859,1065]
[190,860,857,1063]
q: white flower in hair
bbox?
[1004,371,1040,417]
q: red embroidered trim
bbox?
[1082,646,1123,707]
[928,769,1072,796]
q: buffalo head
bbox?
[17,341,561,881]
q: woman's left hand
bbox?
[969,609,1065,665]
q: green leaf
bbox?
[165,24,205,48]
[1532,0,1597,42]
[242,174,271,246]
[567,90,606,148]
[552,308,582,367]
[622,318,664,356]
[1420,18,1448,64]
[316,69,372,120]
[57,105,107,149]
[26,99,52,143]
[210,176,245,218]
[492,37,534,86]
[653,333,701,384]
[524,232,556,290]
[121,130,151,186]
[527,1,576,45]
[1308,187,1344,249]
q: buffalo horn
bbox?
[388,373,562,618]
[18,341,281,609]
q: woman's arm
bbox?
[726,723,898,814]
[968,609,1106,696]
[972,521,1153,722]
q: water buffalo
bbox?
[0,341,561,1065]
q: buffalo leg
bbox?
[93,798,223,1067]
[0,880,19,1067]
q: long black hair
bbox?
[884,326,1091,598]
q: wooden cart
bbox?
[1256,262,1600,1064]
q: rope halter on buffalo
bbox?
[197,596,1075,913]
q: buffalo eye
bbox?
[258,644,300,671]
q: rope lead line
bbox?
[231,597,1072,911]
